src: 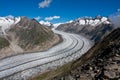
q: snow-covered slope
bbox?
[0,17,21,35]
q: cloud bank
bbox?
[39,0,52,8]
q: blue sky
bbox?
[0,0,120,23]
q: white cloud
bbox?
[39,20,51,26]
[45,16,60,21]
[34,16,41,20]
[6,15,14,19]
[117,9,120,12]
[38,0,52,8]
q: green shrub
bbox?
[0,37,9,49]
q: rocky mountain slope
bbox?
[57,16,114,42]
[31,28,120,80]
[0,17,61,59]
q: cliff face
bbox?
[0,17,60,59]
[51,28,120,80]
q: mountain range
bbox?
[56,16,114,42]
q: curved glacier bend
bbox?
[0,29,93,79]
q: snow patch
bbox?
[53,23,62,28]
[101,17,108,22]
[0,17,21,35]
[79,19,85,25]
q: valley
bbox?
[0,0,120,80]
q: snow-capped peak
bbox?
[0,16,21,35]
[53,23,63,28]
[76,16,110,26]
[53,20,73,28]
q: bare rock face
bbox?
[57,16,114,42]
[0,17,60,59]
[51,28,120,80]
